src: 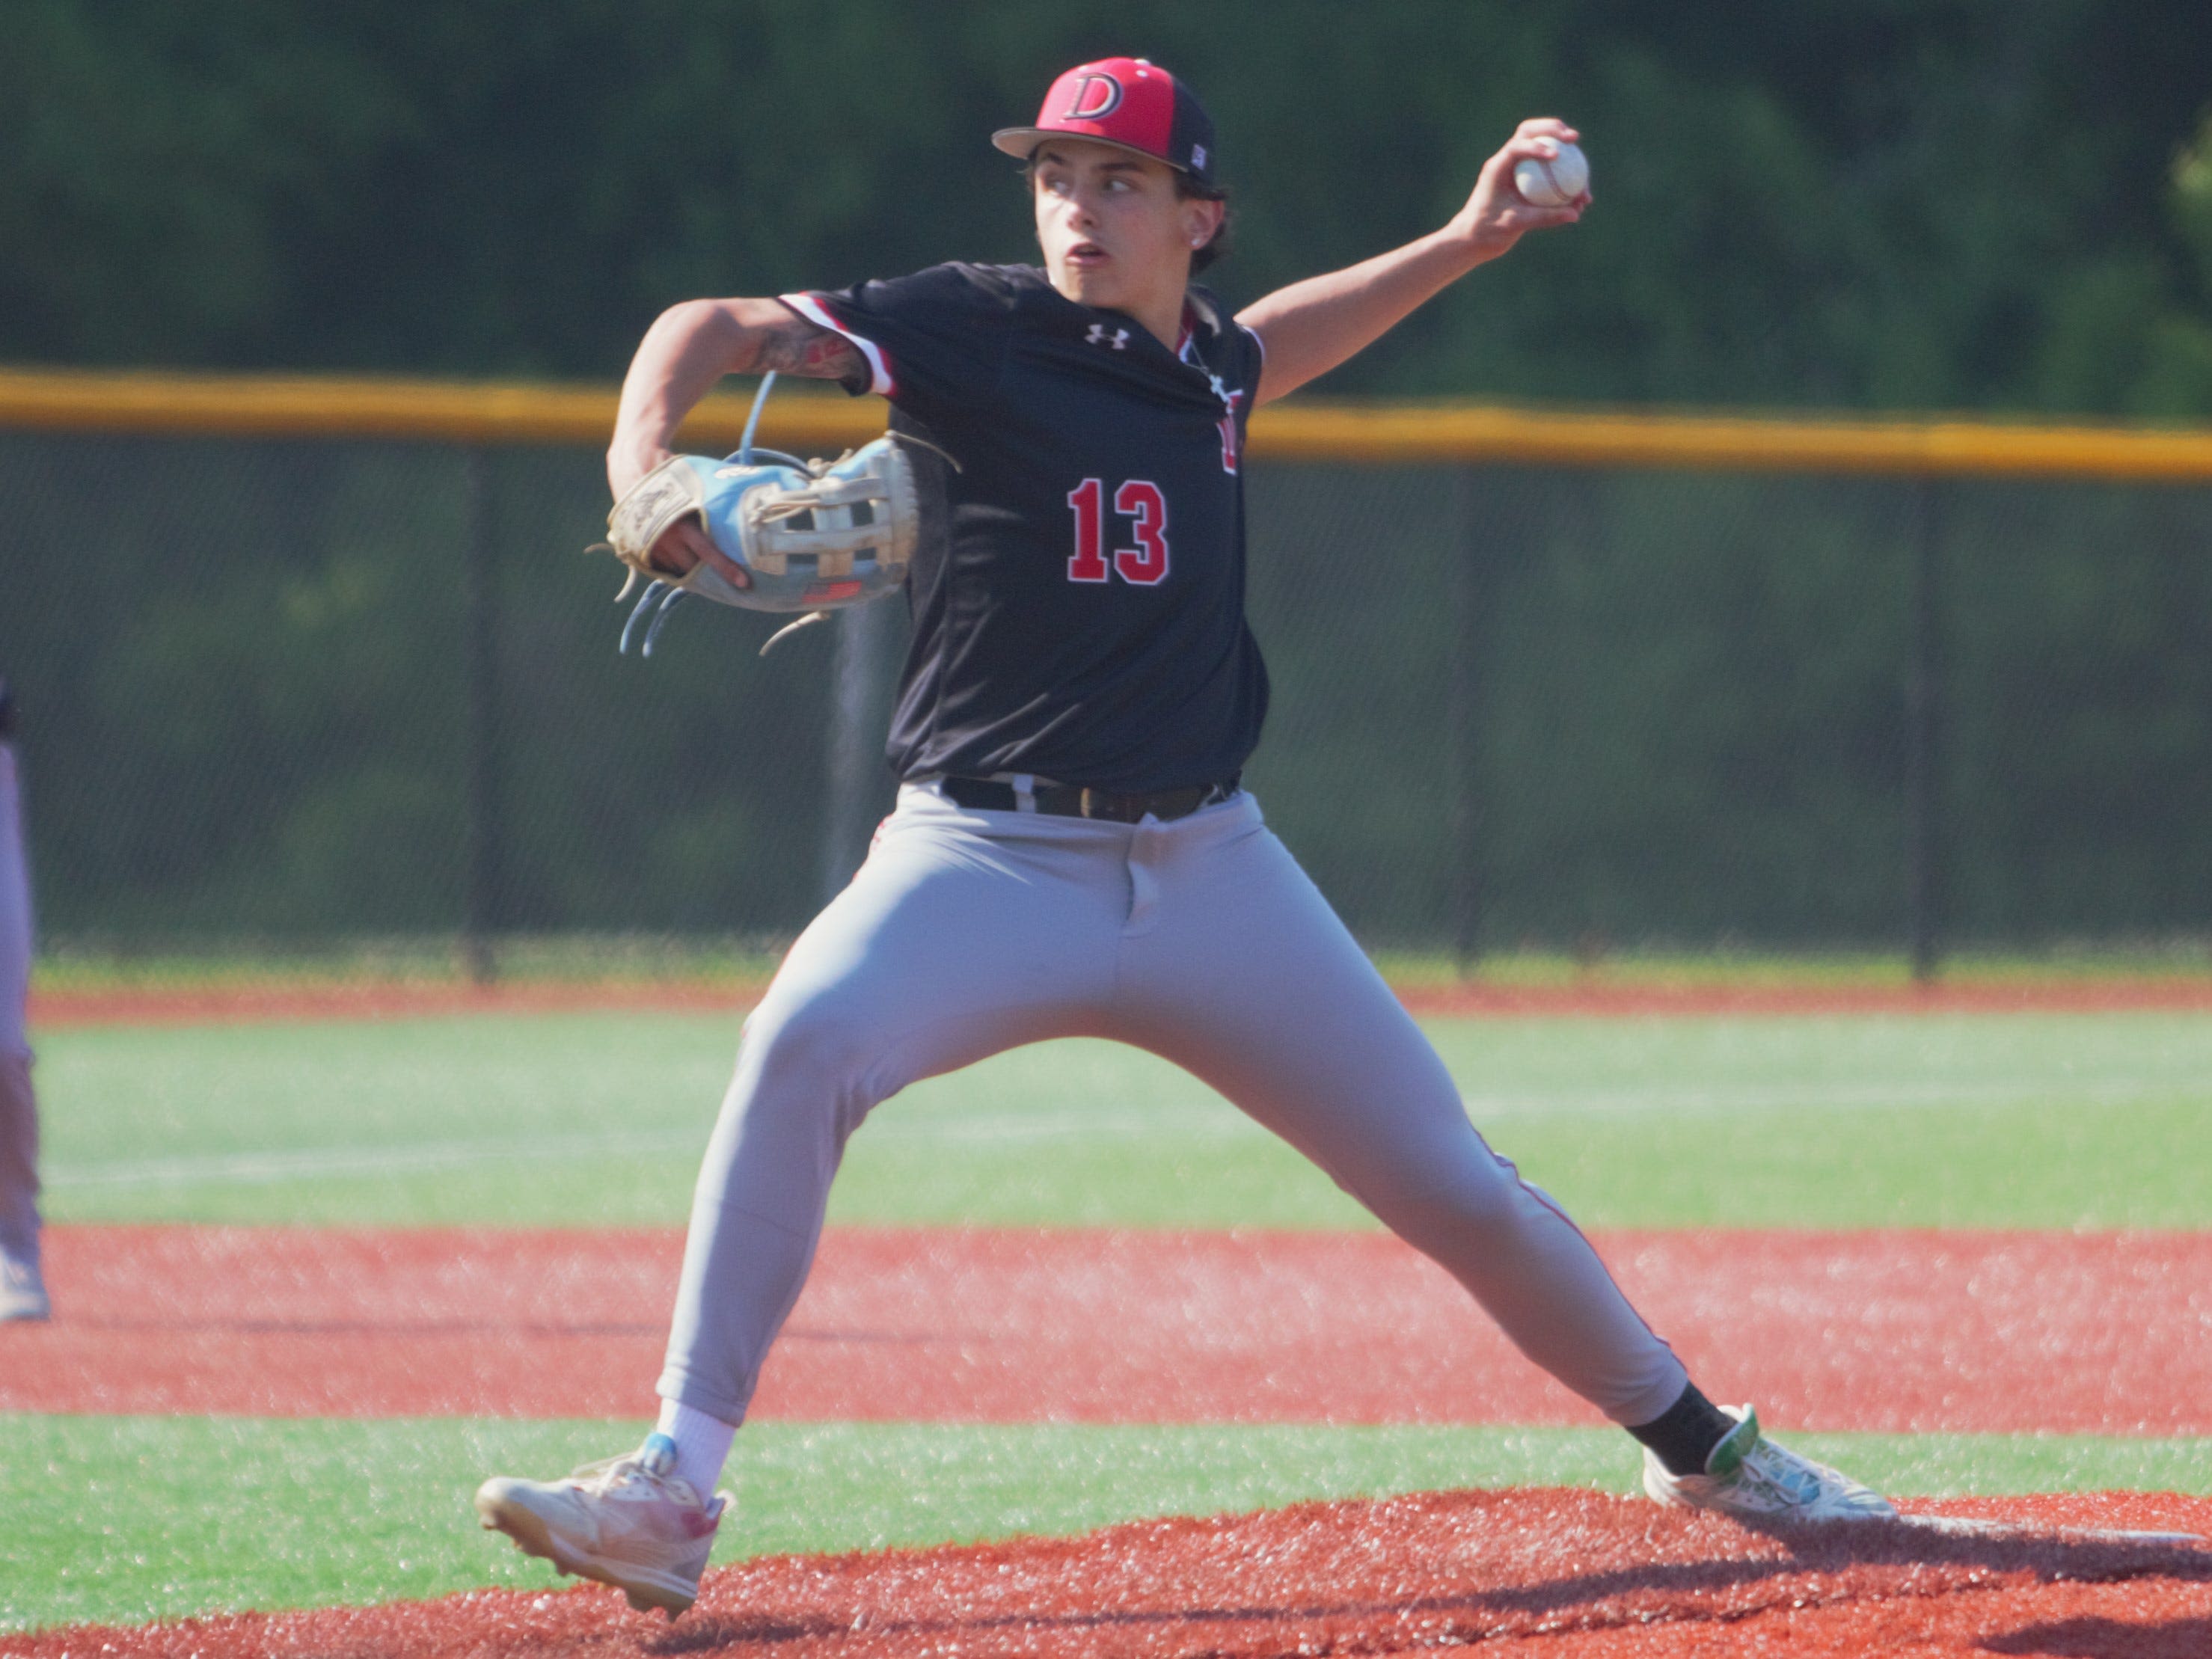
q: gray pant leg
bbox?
[1113,800,1688,1427]
[0,745,35,1266]
[659,788,1686,1431]
[658,799,1124,1423]
[0,1049,37,1266]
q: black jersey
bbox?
[783,263,1268,793]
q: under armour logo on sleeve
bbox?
[1085,324,1130,350]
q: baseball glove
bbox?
[594,421,922,657]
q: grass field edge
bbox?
[7,1413,2211,1634]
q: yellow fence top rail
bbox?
[4,366,2212,481]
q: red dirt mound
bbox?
[12,1489,2211,1658]
[10,1226,2212,1434]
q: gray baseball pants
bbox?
[0,743,40,1268]
[659,785,1688,1429]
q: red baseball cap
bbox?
[992,57,1219,188]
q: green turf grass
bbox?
[6,1413,2211,1635]
[34,1011,2212,1228]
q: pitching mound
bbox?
[15,1488,2212,1658]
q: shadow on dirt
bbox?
[1982,1616,2212,1658]
[645,1518,2212,1655]
[1473,1515,2211,1622]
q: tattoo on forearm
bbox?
[754,319,865,382]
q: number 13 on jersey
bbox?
[1067,479,1170,586]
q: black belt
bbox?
[938,774,1240,824]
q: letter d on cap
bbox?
[1062,73,1124,120]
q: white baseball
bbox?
[1513,141,1589,208]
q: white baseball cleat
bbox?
[0,1254,48,1322]
[1641,1405,1893,1522]
[475,1436,727,1617]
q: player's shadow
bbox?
[1470,1515,2212,1621]
[1730,1512,2212,1581]
[1982,1616,2212,1659]
[642,1518,2212,1655]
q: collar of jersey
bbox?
[1027,264,1228,364]
[1082,296,1216,364]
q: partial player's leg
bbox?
[479,791,1136,1610]
[1107,795,1888,1520]
[0,1050,43,1322]
[0,741,45,1322]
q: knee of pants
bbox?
[743,995,880,1097]
[725,991,889,1149]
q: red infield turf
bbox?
[7,1224,2211,1432]
[28,974,2212,1029]
[11,1490,2211,1658]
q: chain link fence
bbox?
[6,400,2212,974]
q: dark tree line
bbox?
[7,1,2212,415]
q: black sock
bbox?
[1626,1382,1737,1477]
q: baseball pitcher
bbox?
[477,58,1890,1617]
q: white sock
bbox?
[652,1397,738,1498]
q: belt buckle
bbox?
[1080,788,1136,824]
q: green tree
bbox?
[4,0,2211,417]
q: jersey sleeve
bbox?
[781,263,1009,415]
